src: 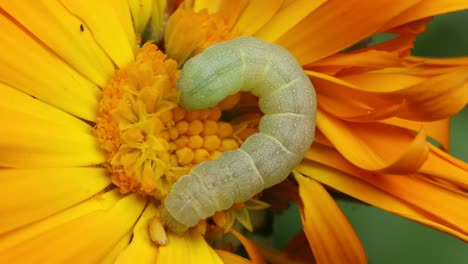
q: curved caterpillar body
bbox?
[161,36,317,232]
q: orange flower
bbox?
[0,1,467,263]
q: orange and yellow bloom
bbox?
[0,1,467,263]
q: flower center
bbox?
[94,42,241,200]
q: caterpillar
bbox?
[161,36,317,232]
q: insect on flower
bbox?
[161,36,317,232]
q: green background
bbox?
[273,10,468,263]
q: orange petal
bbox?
[275,0,420,64]
[300,144,468,241]
[316,110,429,173]
[381,117,450,151]
[0,12,100,121]
[1,2,114,87]
[383,0,468,30]
[405,56,468,66]
[0,168,110,234]
[418,145,468,190]
[233,0,283,36]
[230,229,266,264]
[307,71,403,122]
[340,69,468,121]
[216,249,252,264]
[0,193,146,263]
[284,231,315,263]
[254,0,326,43]
[311,50,403,69]
[214,0,245,28]
[157,231,223,263]
[115,204,159,264]
[294,171,368,264]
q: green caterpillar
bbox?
[161,36,317,232]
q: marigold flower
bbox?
[0,1,467,263]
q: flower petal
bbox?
[0,190,123,250]
[115,204,159,264]
[383,0,468,30]
[128,0,154,37]
[311,50,404,71]
[233,0,283,36]
[216,249,252,264]
[60,0,136,68]
[300,144,468,241]
[1,1,115,87]
[419,145,468,190]
[0,193,145,263]
[231,229,266,264]
[254,0,326,43]
[340,69,468,121]
[275,0,420,64]
[100,231,133,264]
[0,12,100,121]
[294,171,368,264]
[192,0,245,26]
[382,117,450,151]
[0,167,110,233]
[307,71,403,122]
[316,110,429,173]
[0,82,91,133]
[157,231,223,263]
[0,106,105,168]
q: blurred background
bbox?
[272,10,468,263]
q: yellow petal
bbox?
[255,0,326,43]
[192,0,223,13]
[294,171,368,264]
[115,204,159,264]
[0,82,91,133]
[0,193,145,263]
[0,107,105,168]
[157,231,223,263]
[233,0,283,35]
[100,231,132,264]
[128,0,154,36]
[0,12,100,121]
[0,190,122,250]
[300,144,468,241]
[0,167,110,233]
[1,1,114,87]
[316,110,429,173]
[383,0,468,30]
[216,249,252,264]
[275,0,420,64]
[231,229,266,264]
[60,0,136,68]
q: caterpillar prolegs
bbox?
[161,36,317,232]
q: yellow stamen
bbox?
[94,42,242,201]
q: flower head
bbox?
[0,1,467,263]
